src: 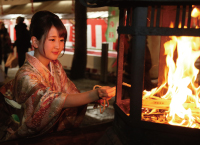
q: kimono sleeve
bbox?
[12,70,68,137]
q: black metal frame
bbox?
[79,0,200,144]
[114,3,200,145]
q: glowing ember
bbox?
[142,7,200,128]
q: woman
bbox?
[0,11,115,141]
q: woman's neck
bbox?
[34,51,50,70]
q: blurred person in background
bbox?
[0,22,12,77]
[13,16,31,67]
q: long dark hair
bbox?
[30,10,67,54]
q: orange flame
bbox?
[192,7,200,18]
[143,34,200,127]
[166,36,200,126]
[143,24,200,127]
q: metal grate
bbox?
[114,3,200,145]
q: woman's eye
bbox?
[60,39,64,42]
[49,39,55,41]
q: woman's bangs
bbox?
[54,21,67,40]
[58,27,67,39]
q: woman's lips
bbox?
[52,52,59,55]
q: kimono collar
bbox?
[26,52,52,75]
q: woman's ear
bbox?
[31,36,39,48]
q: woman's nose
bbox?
[55,40,59,49]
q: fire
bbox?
[191,7,200,18]
[166,36,200,127]
[191,7,200,28]
[142,7,200,128]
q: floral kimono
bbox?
[0,52,87,141]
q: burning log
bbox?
[142,99,197,110]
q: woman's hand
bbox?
[94,86,116,113]
[97,86,116,100]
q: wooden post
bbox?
[101,43,108,83]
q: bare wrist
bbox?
[96,88,101,100]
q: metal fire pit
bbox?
[81,0,200,144]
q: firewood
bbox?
[122,82,131,87]
[142,99,197,110]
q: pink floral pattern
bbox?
[0,53,86,140]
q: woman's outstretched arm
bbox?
[63,86,116,108]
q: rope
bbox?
[93,85,109,114]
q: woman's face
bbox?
[36,26,65,66]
